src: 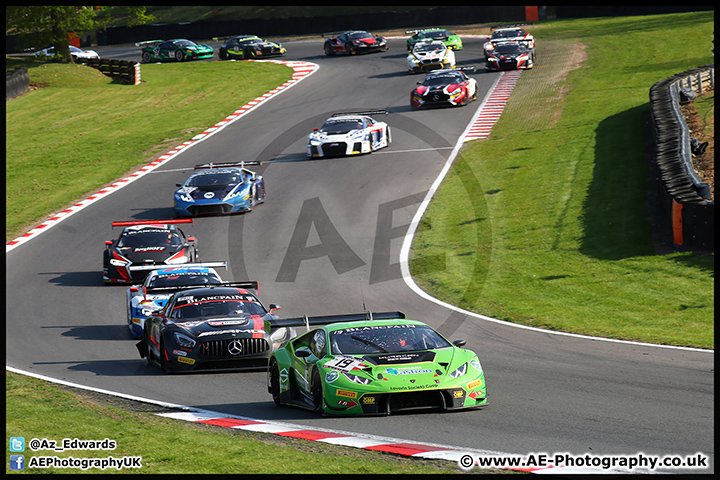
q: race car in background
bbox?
[483,26,535,59]
[136,39,214,63]
[323,30,388,56]
[485,42,535,71]
[410,68,477,110]
[407,39,456,74]
[267,312,488,416]
[406,27,463,52]
[136,282,290,372]
[34,45,99,60]
[103,219,198,285]
[214,35,286,60]
[307,111,391,158]
[126,262,227,338]
[173,161,265,217]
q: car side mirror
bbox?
[452,339,467,347]
[269,304,281,312]
[295,346,313,358]
[176,183,182,187]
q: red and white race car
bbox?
[410,68,477,110]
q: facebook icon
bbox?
[10,454,25,470]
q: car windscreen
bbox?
[148,272,222,288]
[348,32,373,40]
[321,119,364,134]
[329,324,451,355]
[424,75,461,86]
[117,229,180,248]
[494,44,524,54]
[171,297,266,320]
[414,43,445,53]
[188,172,243,187]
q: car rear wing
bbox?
[269,311,405,331]
[135,40,164,47]
[331,110,388,117]
[111,218,193,228]
[138,280,259,294]
[194,161,262,170]
[490,23,532,31]
[129,261,227,275]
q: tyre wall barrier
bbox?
[76,58,141,85]
[6,67,29,100]
[649,65,714,252]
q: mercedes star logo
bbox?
[228,339,243,356]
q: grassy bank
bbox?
[6,371,478,475]
[5,58,291,241]
[410,11,714,348]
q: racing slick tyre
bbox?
[345,43,355,55]
[142,52,152,63]
[324,43,334,56]
[311,369,324,415]
[218,49,227,60]
[269,360,282,406]
[175,50,185,62]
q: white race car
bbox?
[35,45,100,60]
[307,111,391,158]
[407,40,456,74]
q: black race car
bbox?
[136,282,292,373]
[323,30,388,56]
[103,219,198,285]
[215,35,287,60]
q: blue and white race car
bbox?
[307,111,391,158]
[126,262,227,338]
[174,161,265,216]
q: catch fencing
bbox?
[649,65,714,252]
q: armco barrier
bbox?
[649,65,714,252]
[76,57,141,85]
[6,67,29,100]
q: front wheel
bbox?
[311,369,324,415]
[175,50,185,61]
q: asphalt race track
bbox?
[6,36,714,474]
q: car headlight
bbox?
[177,193,193,203]
[343,372,372,385]
[110,258,128,267]
[174,332,196,348]
[448,363,468,379]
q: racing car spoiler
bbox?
[127,261,227,274]
[269,311,406,331]
[490,23,532,31]
[331,110,389,117]
[135,280,260,294]
[134,40,164,47]
[405,27,447,34]
[111,219,193,228]
[194,161,262,170]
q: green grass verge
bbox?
[410,11,714,349]
[5,58,291,241]
[7,371,490,474]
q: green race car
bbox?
[406,28,463,52]
[267,312,488,416]
[136,39,214,63]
